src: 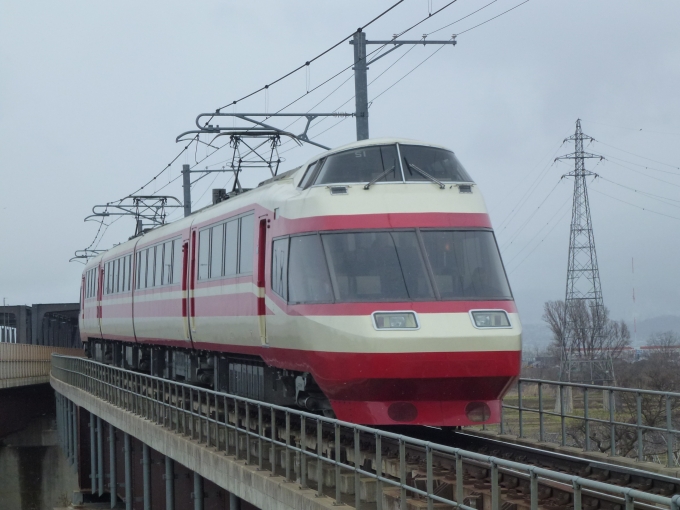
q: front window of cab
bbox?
[271,229,512,304]
[299,143,472,188]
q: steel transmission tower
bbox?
[555,119,612,386]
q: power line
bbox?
[213,1,408,114]
[499,178,566,250]
[496,160,556,232]
[604,158,680,188]
[596,176,680,208]
[586,119,680,137]
[507,205,570,274]
[456,0,531,35]
[590,187,680,222]
[503,195,571,264]
[425,0,499,36]
[597,151,680,177]
[595,140,679,170]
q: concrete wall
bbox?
[0,413,79,510]
[0,345,84,390]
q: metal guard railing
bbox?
[496,379,680,468]
[51,355,679,510]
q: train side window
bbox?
[289,235,333,303]
[135,253,141,289]
[172,239,182,284]
[120,258,125,293]
[145,249,152,288]
[154,245,163,287]
[113,258,120,294]
[198,229,210,280]
[210,224,224,278]
[104,262,110,295]
[124,255,130,292]
[162,242,173,285]
[148,249,154,287]
[271,238,289,300]
[299,160,321,189]
[140,250,148,289]
[238,214,254,274]
[224,220,238,276]
[126,255,132,291]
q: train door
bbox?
[257,217,268,345]
[183,232,195,346]
[96,264,104,336]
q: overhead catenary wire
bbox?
[184,0,468,176]
[211,0,409,115]
[507,205,570,274]
[455,0,531,36]
[503,195,571,265]
[80,0,536,253]
[425,0,500,36]
[499,178,565,250]
[496,159,556,232]
[220,0,466,146]
[294,0,539,148]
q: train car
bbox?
[79,138,522,427]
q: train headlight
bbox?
[470,310,511,328]
[372,311,419,330]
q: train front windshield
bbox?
[272,230,512,304]
[302,144,473,187]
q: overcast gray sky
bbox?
[1,0,679,327]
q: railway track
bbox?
[54,356,679,510]
[382,426,679,509]
[137,381,680,510]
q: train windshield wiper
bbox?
[363,165,396,190]
[404,158,445,189]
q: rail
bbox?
[51,355,679,510]
[495,379,680,468]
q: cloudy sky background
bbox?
[1,0,679,331]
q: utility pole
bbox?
[555,119,610,391]
[182,164,191,217]
[350,30,457,141]
[352,31,370,141]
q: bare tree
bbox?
[542,300,631,360]
[646,331,680,360]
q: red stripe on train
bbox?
[101,295,516,318]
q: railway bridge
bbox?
[51,354,679,510]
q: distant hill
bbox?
[520,315,680,351]
[634,315,680,345]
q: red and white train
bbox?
[80,138,521,427]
